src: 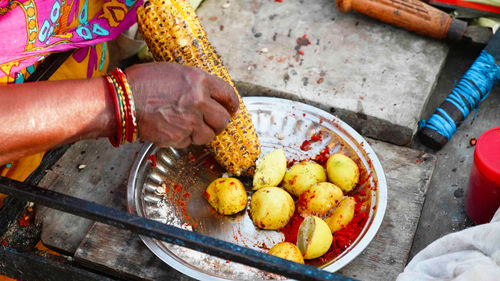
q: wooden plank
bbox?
[0,246,113,281]
[75,223,190,281]
[74,139,436,281]
[35,139,143,254]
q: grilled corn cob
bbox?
[137,0,261,175]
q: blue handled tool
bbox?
[419,31,500,150]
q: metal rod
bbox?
[0,177,356,281]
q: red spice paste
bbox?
[280,132,371,262]
[147,154,157,167]
[300,133,323,151]
[279,212,304,244]
[315,196,368,263]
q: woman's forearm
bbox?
[0,77,116,165]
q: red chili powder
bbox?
[300,133,323,151]
[296,34,311,46]
[18,214,30,227]
[188,152,196,163]
[300,140,312,151]
[203,156,217,169]
[279,212,304,244]
[315,146,330,167]
[313,196,369,263]
[147,155,157,167]
[174,184,183,193]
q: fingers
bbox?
[191,123,216,145]
[171,135,191,148]
[203,99,232,134]
[205,75,240,117]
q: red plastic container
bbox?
[465,127,500,225]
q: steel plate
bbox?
[127,97,387,280]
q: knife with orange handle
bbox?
[336,0,492,45]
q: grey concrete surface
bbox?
[410,43,500,260]
[197,0,449,146]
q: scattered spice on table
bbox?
[296,34,311,47]
[18,213,31,227]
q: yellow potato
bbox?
[297,216,333,259]
[282,161,326,197]
[268,242,304,264]
[297,182,343,215]
[205,178,247,215]
[325,197,356,233]
[250,187,295,230]
[253,149,287,190]
[326,153,359,192]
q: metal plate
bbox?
[127,97,387,280]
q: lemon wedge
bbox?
[297,216,333,259]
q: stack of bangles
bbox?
[105,68,138,147]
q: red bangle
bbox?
[104,75,122,147]
[108,74,127,145]
[111,68,137,143]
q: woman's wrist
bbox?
[78,76,118,141]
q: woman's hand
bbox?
[125,62,240,148]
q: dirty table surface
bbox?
[36,137,436,281]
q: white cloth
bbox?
[397,207,500,281]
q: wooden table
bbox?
[36,137,436,281]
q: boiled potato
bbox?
[268,242,304,264]
[282,161,326,197]
[253,149,287,190]
[326,153,359,192]
[250,187,295,229]
[296,182,343,215]
[205,178,247,215]
[324,197,356,233]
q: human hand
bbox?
[125,62,239,148]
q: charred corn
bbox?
[137,0,261,175]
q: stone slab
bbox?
[196,0,449,146]
[69,139,436,281]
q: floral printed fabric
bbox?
[0,0,142,83]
